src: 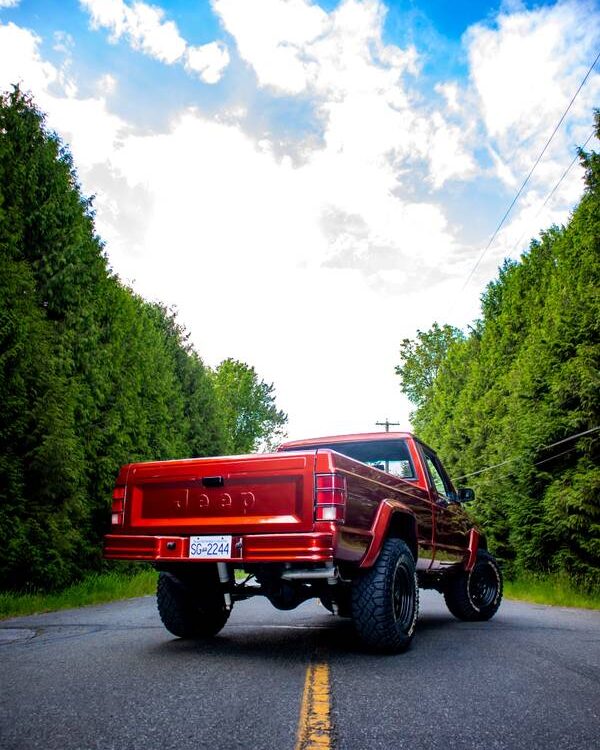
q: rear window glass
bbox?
[282,439,415,479]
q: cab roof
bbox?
[279,432,415,450]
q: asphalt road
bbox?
[1,590,599,750]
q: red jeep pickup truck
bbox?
[104,432,502,652]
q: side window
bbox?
[423,452,453,499]
[364,459,414,478]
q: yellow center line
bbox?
[296,659,333,750]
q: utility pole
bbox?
[376,419,401,432]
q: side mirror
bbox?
[457,487,475,503]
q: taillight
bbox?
[111,486,126,526]
[315,473,347,523]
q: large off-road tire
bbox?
[157,571,230,638]
[351,539,419,652]
[444,550,503,621]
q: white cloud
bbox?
[460,0,599,278]
[0,22,128,169]
[214,0,419,97]
[81,0,229,80]
[81,0,134,42]
[487,145,518,188]
[0,0,20,8]
[81,0,184,62]
[2,1,599,438]
[89,107,420,436]
[435,82,460,113]
[214,0,328,94]
[214,0,471,193]
[0,24,453,433]
[96,72,117,95]
[0,22,60,92]
[53,30,75,55]
[467,1,598,140]
[185,41,230,84]
[427,113,477,188]
[89,84,467,437]
[126,1,186,62]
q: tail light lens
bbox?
[315,473,347,523]
[111,486,126,526]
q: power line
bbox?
[452,425,600,481]
[492,445,582,482]
[509,129,596,257]
[460,48,600,294]
[527,446,577,469]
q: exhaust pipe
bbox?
[217,562,233,610]
[281,564,337,582]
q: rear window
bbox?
[282,439,415,479]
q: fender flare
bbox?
[465,528,480,571]
[359,500,418,568]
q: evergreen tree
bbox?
[0,88,287,591]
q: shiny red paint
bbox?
[466,528,481,571]
[103,432,480,573]
[104,531,335,563]
[119,452,317,535]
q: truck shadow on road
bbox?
[146,610,460,662]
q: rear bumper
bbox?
[103,532,335,564]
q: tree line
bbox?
[397,113,600,588]
[0,88,286,592]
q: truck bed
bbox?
[123,453,317,534]
[104,451,336,563]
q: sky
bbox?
[1,0,599,441]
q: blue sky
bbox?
[1,0,598,439]
[2,1,567,129]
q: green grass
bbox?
[0,569,158,620]
[2,568,599,619]
[504,573,600,609]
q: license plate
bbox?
[189,535,232,559]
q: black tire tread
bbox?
[444,550,503,621]
[157,571,229,638]
[352,538,419,652]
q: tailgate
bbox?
[123,452,316,535]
